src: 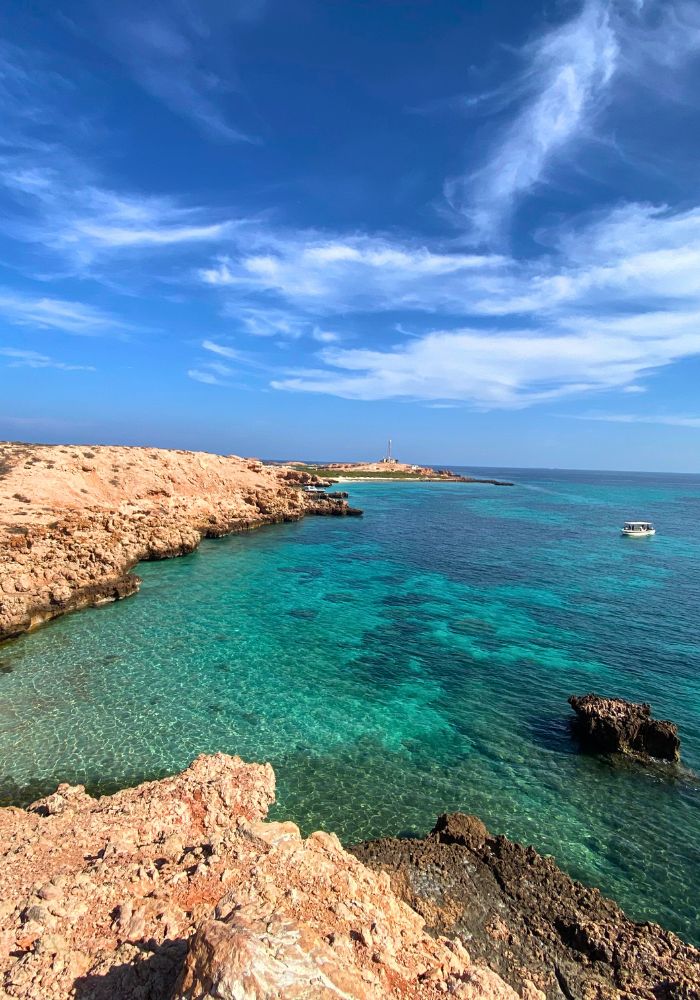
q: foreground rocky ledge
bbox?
[353,814,700,1000]
[0,442,360,642]
[1,757,695,999]
[0,754,522,999]
[568,693,681,762]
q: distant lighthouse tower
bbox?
[380,438,398,464]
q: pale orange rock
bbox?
[175,905,377,1000]
[448,967,522,1000]
[0,754,518,1000]
[0,442,358,640]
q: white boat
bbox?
[621,521,656,536]
[302,485,326,493]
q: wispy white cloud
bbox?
[198,200,700,322]
[576,411,700,427]
[0,289,127,334]
[471,204,700,317]
[186,356,248,386]
[271,319,700,407]
[187,367,225,385]
[0,43,238,276]
[188,338,242,384]
[203,360,234,377]
[312,327,341,343]
[211,302,343,341]
[237,306,311,339]
[95,1,263,142]
[0,163,235,271]
[446,0,618,240]
[0,347,95,371]
[202,339,242,360]
[235,200,700,406]
[201,239,506,315]
[441,0,700,242]
[198,338,270,379]
[0,41,76,146]
[626,0,700,81]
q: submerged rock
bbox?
[568,693,681,762]
[353,813,700,1000]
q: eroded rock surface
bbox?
[568,693,681,762]
[353,814,700,1000]
[0,756,524,1000]
[0,442,360,641]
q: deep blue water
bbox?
[0,468,699,943]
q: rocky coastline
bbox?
[0,442,360,643]
[334,475,514,485]
[353,813,700,1000]
[0,754,523,1000]
[1,442,696,999]
[1,756,697,1000]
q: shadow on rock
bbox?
[74,938,188,1000]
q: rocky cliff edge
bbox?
[0,754,524,1000]
[0,442,360,641]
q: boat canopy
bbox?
[623,521,654,529]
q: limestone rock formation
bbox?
[568,693,681,762]
[0,443,360,641]
[0,755,523,1000]
[353,814,700,1000]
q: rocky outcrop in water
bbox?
[568,694,681,762]
[353,814,700,1000]
[0,443,361,642]
[0,755,520,999]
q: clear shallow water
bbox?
[1,468,699,943]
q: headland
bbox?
[0,442,360,642]
[286,460,514,486]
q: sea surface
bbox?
[1,468,699,943]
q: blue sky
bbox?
[2,0,700,471]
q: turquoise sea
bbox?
[1,468,699,944]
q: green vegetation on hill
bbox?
[292,465,452,480]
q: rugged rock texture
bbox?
[0,756,522,1000]
[353,814,700,1000]
[0,442,360,641]
[568,694,681,762]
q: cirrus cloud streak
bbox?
[193,197,700,407]
[271,316,700,408]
